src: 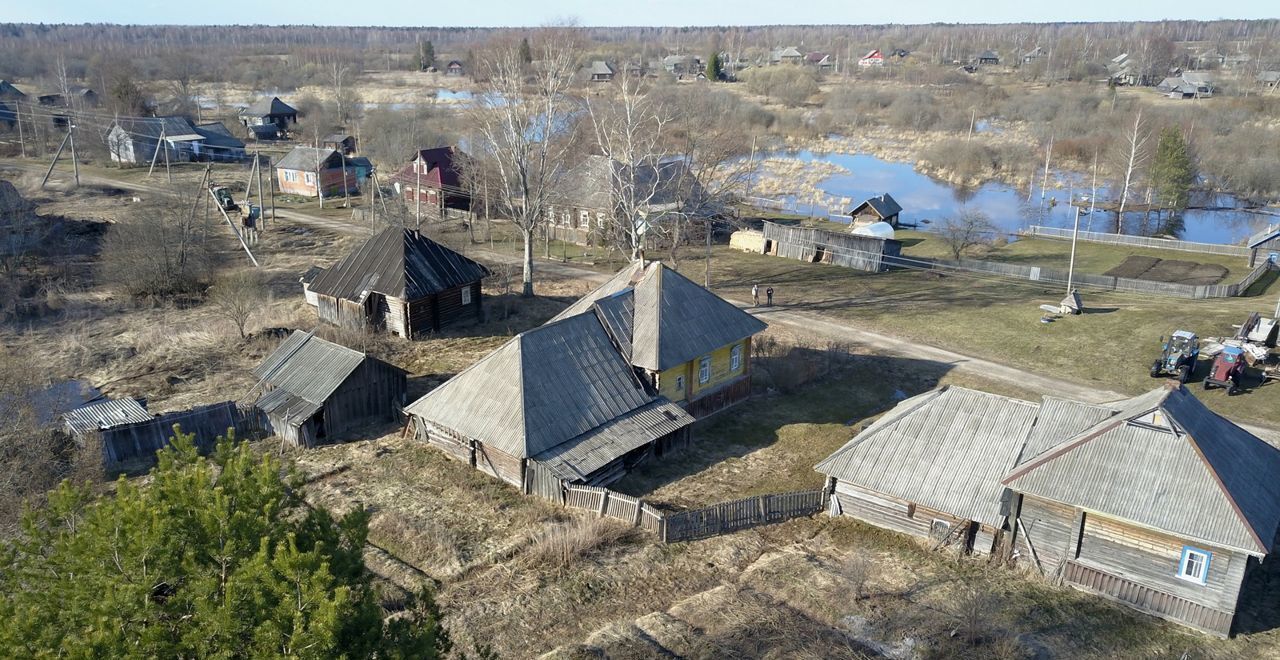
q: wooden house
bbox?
[1158,73,1214,99]
[1258,71,1280,90]
[192,122,246,162]
[977,50,1001,66]
[817,387,1041,555]
[1021,47,1045,64]
[550,261,767,417]
[253,331,407,448]
[322,133,357,155]
[62,398,246,470]
[805,52,835,71]
[107,117,207,166]
[770,47,803,65]
[445,61,465,77]
[305,227,491,338]
[588,61,616,82]
[388,147,469,215]
[0,80,26,101]
[760,221,902,273]
[275,146,359,198]
[857,50,884,67]
[405,311,695,491]
[1246,226,1280,267]
[239,96,297,139]
[850,193,903,227]
[0,102,14,129]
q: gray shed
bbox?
[850,193,903,227]
[253,331,407,447]
[62,398,247,470]
[1247,226,1280,268]
[761,221,902,273]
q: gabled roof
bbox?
[241,96,296,117]
[114,116,204,142]
[1247,225,1280,248]
[978,50,1000,60]
[253,331,368,408]
[1003,384,1280,555]
[307,227,489,302]
[193,122,244,150]
[860,50,882,60]
[851,193,902,219]
[1023,47,1044,58]
[389,147,463,190]
[276,146,343,171]
[589,61,616,76]
[62,398,152,434]
[0,80,26,99]
[323,133,354,144]
[775,46,802,58]
[805,52,830,63]
[405,312,668,459]
[815,387,1042,527]
[552,261,767,371]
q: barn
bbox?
[62,398,247,470]
[760,221,902,273]
[305,227,491,338]
[252,331,407,447]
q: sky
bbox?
[5,0,1276,27]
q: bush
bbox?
[99,194,217,299]
[519,516,633,571]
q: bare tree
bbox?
[586,75,670,261]
[938,209,998,260]
[1114,110,1148,232]
[208,270,267,338]
[100,192,217,299]
[468,29,580,297]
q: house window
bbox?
[596,211,607,228]
[730,344,742,372]
[1178,547,1211,585]
[461,286,472,305]
[675,375,685,393]
[545,206,556,223]
[579,210,590,228]
[304,172,315,185]
[698,356,711,384]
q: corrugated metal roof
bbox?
[252,331,366,407]
[1005,385,1280,554]
[1017,396,1116,462]
[254,387,322,426]
[193,122,244,149]
[815,387,1041,527]
[306,227,490,302]
[593,289,635,361]
[276,146,343,171]
[241,96,296,117]
[405,312,657,459]
[62,398,152,434]
[115,116,203,142]
[533,399,692,481]
[550,261,642,322]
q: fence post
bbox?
[758,495,768,522]
[634,499,644,526]
[598,490,609,518]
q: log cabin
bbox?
[305,227,490,338]
[405,311,694,492]
[252,331,406,448]
[849,193,902,228]
[549,261,767,417]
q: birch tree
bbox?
[1114,110,1148,232]
[468,30,580,297]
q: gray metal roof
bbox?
[114,116,204,142]
[593,289,635,361]
[241,96,296,117]
[193,122,244,150]
[276,146,343,171]
[252,331,367,407]
[589,61,615,76]
[405,312,659,459]
[62,398,152,434]
[1017,396,1115,461]
[533,399,693,481]
[1247,226,1280,248]
[816,387,1041,527]
[254,387,322,427]
[550,261,766,372]
[851,193,903,219]
[306,227,490,302]
[1005,385,1280,555]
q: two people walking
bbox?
[751,283,774,307]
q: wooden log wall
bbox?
[99,401,247,469]
[761,221,900,273]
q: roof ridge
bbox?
[515,332,530,455]
[815,388,947,470]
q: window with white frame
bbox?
[698,356,711,384]
[596,211,607,228]
[1178,546,1211,584]
[461,286,472,305]
[304,172,315,185]
[730,344,742,372]
[579,210,590,228]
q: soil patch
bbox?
[1104,255,1228,286]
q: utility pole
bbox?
[16,104,25,158]
[744,135,758,199]
[255,150,265,228]
[415,154,422,229]
[147,127,167,179]
[1066,204,1084,295]
[67,122,79,188]
[39,132,71,189]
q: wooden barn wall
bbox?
[760,221,897,273]
[475,441,524,487]
[405,283,482,336]
[830,480,981,552]
[321,359,407,440]
[99,401,246,468]
[315,294,368,332]
[415,418,472,462]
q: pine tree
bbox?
[0,430,451,658]
[419,41,436,71]
[518,37,533,64]
[706,51,722,81]
[1151,126,1195,211]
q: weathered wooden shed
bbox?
[63,399,247,470]
[850,193,903,227]
[306,227,491,338]
[816,387,1040,555]
[405,312,694,491]
[253,331,407,448]
[761,221,902,273]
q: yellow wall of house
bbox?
[654,338,752,402]
[657,363,691,402]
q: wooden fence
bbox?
[1025,225,1251,258]
[556,483,825,543]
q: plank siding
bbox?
[475,442,524,487]
[831,480,976,550]
[761,221,902,273]
[1014,495,1079,573]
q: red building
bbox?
[275,147,359,198]
[389,147,469,216]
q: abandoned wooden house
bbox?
[0,80,26,101]
[304,226,491,337]
[816,387,1040,556]
[107,117,207,165]
[769,47,803,65]
[815,382,1280,637]
[760,221,902,273]
[977,50,1001,65]
[1158,73,1215,99]
[275,146,359,198]
[252,331,406,448]
[388,147,469,215]
[588,60,616,82]
[239,96,297,139]
[550,260,767,417]
[1246,226,1280,267]
[804,52,835,71]
[62,398,246,470]
[445,60,465,76]
[850,193,903,227]
[405,311,695,491]
[322,133,358,155]
[546,155,705,249]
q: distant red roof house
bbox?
[858,50,884,67]
[389,147,470,216]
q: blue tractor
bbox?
[1150,330,1199,383]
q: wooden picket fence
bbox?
[557,483,825,543]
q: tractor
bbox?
[1150,330,1199,383]
[1204,346,1247,394]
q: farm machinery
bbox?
[1150,330,1199,383]
[1204,346,1247,394]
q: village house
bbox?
[322,133,357,155]
[239,96,297,139]
[662,55,702,76]
[1021,46,1045,64]
[804,52,835,71]
[1158,72,1214,99]
[274,146,359,198]
[1255,71,1280,90]
[549,260,767,417]
[406,310,696,491]
[304,226,490,337]
[977,50,1001,66]
[389,146,469,216]
[0,101,13,128]
[858,50,884,67]
[546,155,706,249]
[36,87,97,109]
[588,60,616,82]
[107,116,208,165]
[770,46,804,65]
[624,61,647,78]
[253,331,407,448]
[192,121,247,162]
[816,382,1280,637]
[1107,53,1144,86]
[1246,226,1280,267]
[0,80,27,101]
[445,60,465,77]
[850,193,903,227]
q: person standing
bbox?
[766,286,774,307]
[751,283,760,306]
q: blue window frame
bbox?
[1177,546,1211,585]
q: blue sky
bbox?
[6,0,1275,26]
